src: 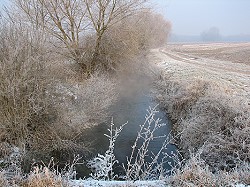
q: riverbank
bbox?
[150,44,250,185]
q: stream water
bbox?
[77,77,178,179]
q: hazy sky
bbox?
[153,0,250,36]
[1,0,250,36]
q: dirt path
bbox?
[159,49,250,75]
[169,43,250,65]
[149,46,250,100]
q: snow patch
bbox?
[69,180,167,187]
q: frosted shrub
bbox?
[88,120,126,180]
[124,106,177,180]
[168,150,250,186]
[24,156,81,186]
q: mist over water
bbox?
[79,67,178,179]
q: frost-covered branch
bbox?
[87,119,126,180]
[123,106,176,180]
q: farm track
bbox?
[159,49,250,75]
[149,44,250,101]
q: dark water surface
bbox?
[111,91,177,176]
[77,77,178,178]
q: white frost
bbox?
[69,179,167,187]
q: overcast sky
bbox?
[153,0,250,36]
[1,0,250,36]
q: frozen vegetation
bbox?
[0,0,249,186]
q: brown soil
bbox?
[167,43,250,65]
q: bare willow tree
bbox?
[83,0,148,69]
[14,0,149,74]
[130,10,171,49]
[14,0,91,71]
[88,9,171,71]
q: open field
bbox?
[151,43,250,100]
[168,42,250,65]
